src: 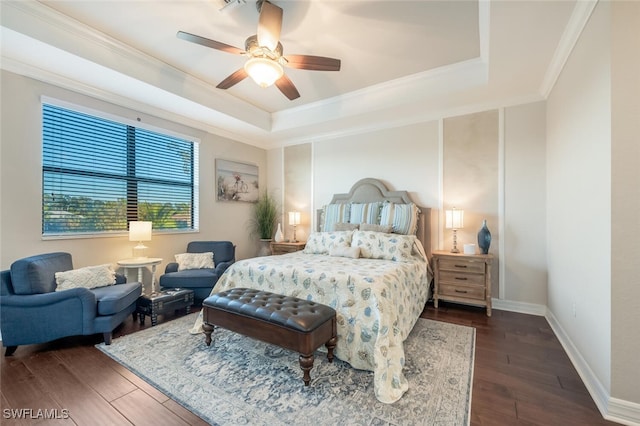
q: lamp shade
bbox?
[129,221,152,242]
[445,209,464,229]
[244,57,284,88]
[288,211,301,226]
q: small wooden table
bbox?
[136,288,194,326]
[117,257,162,294]
[432,250,493,316]
[270,241,306,255]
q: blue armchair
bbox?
[159,241,235,303]
[0,252,142,356]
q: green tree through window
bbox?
[42,103,199,236]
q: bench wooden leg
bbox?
[299,354,314,386]
[203,323,214,346]
[325,336,337,363]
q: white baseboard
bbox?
[546,310,640,426]
[491,297,547,316]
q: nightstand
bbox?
[270,241,306,255]
[432,250,493,316]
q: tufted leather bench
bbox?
[202,287,337,385]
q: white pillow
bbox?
[303,231,353,255]
[351,230,416,262]
[329,245,361,259]
[55,264,116,291]
[175,252,214,271]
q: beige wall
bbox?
[546,0,640,413]
[547,0,612,396]
[443,110,499,297]
[0,70,268,273]
[547,0,612,394]
[504,102,547,305]
[283,144,312,242]
[610,0,640,405]
[312,121,441,250]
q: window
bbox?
[42,102,199,236]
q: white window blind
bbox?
[42,103,199,236]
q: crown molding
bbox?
[539,0,598,98]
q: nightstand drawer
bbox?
[438,258,486,274]
[277,245,303,253]
[439,283,485,301]
[270,242,306,255]
[438,270,485,286]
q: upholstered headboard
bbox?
[316,178,432,257]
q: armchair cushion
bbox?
[55,264,116,291]
[175,252,214,271]
[92,282,141,316]
[160,241,235,303]
[10,252,72,295]
[160,268,218,289]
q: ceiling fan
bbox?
[177,0,341,100]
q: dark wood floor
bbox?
[1,303,617,426]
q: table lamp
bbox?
[288,211,301,242]
[129,221,152,258]
[445,208,464,253]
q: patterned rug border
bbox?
[98,313,475,425]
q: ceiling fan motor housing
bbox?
[245,34,283,60]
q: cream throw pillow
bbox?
[175,252,214,271]
[55,264,116,291]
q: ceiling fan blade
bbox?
[177,31,244,55]
[275,74,300,100]
[216,68,249,89]
[284,55,341,71]
[257,1,282,51]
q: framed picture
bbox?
[216,159,259,202]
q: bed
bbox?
[191,178,432,404]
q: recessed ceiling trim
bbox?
[271,57,488,133]
[1,0,272,131]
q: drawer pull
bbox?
[455,289,468,294]
[455,277,468,281]
[454,264,468,268]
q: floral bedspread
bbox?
[191,249,431,404]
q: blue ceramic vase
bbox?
[477,219,491,254]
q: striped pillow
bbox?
[380,203,420,235]
[322,203,351,232]
[349,202,382,224]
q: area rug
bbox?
[97,314,475,425]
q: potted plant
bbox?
[249,191,279,256]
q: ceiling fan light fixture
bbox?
[244,57,283,88]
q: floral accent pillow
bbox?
[175,252,215,271]
[303,231,353,255]
[351,230,416,262]
[55,264,116,291]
